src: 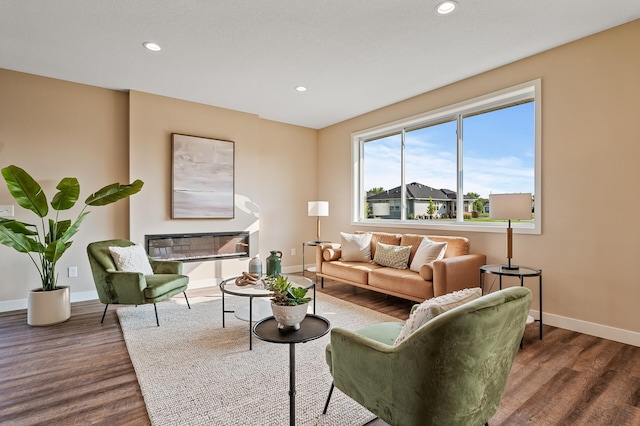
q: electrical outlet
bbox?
[290,248,296,256]
[0,205,14,217]
[68,266,78,278]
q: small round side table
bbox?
[253,314,330,426]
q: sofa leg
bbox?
[100,304,109,323]
[154,303,159,327]
[321,277,325,289]
[322,382,335,414]
[184,292,191,309]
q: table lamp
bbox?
[489,193,532,270]
[308,201,329,242]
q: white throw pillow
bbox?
[109,245,154,275]
[373,242,412,269]
[409,238,448,272]
[340,232,372,262]
[393,287,482,345]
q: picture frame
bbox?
[171,133,235,219]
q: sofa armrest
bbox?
[316,242,341,273]
[432,253,487,297]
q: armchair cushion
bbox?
[109,244,154,275]
[393,286,482,345]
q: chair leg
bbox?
[322,382,335,414]
[184,292,191,309]
[100,304,109,323]
[154,303,159,327]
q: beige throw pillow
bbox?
[393,287,482,345]
[373,242,412,269]
[409,238,448,272]
[340,232,372,262]
[109,245,154,275]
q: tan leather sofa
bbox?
[315,232,486,302]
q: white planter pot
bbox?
[271,302,309,330]
[27,286,71,326]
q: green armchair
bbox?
[87,239,190,326]
[323,286,532,426]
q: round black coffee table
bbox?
[253,314,330,426]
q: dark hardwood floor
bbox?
[1,277,639,425]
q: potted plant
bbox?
[266,275,312,330]
[0,165,143,326]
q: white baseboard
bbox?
[531,309,640,347]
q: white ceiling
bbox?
[2,1,639,129]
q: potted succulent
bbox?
[266,275,312,330]
[0,165,143,326]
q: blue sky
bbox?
[363,102,534,198]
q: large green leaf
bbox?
[59,211,89,243]
[44,240,72,263]
[47,218,71,243]
[85,179,144,206]
[51,177,79,211]
[1,165,48,218]
[0,225,41,253]
[0,218,38,236]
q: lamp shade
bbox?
[489,193,532,220]
[308,201,329,217]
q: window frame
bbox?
[351,79,541,235]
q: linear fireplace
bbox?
[145,232,249,262]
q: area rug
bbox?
[117,290,402,426]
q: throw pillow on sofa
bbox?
[393,287,482,345]
[340,232,373,262]
[409,238,448,272]
[373,242,412,269]
[109,244,154,275]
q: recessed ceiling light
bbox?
[143,41,162,52]
[435,1,458,15]
[295,86,307,92]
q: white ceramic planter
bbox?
[27,286,71,326]
[271,302,309,330]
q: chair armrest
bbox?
[107,270,147,304]
[330,327,398,393]
[432,253,487,297]
[150,259,183,274]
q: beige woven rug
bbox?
[117,290,400,426]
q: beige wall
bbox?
[0,71,318,307]
[128,91,318,285]
[0,69,130,302]
[318,20,640,343]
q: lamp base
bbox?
[499,264,520,271]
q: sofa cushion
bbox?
[369,232,402,259]
[393,287,482,345]
[409,238,447,272]
[109,244,154,275]
[369,268,434,300]
[340,232,372,262]
[373,242,412,269]
[322,260,383,285]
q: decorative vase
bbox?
[270,302,309,330]
[266,250,283,277]
[248,255,262,277]
[27,286,71,326]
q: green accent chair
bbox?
[87,239,190,326]
[323,286,532,426]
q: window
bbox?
[352,80,540,233]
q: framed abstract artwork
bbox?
[171,133,235,219]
